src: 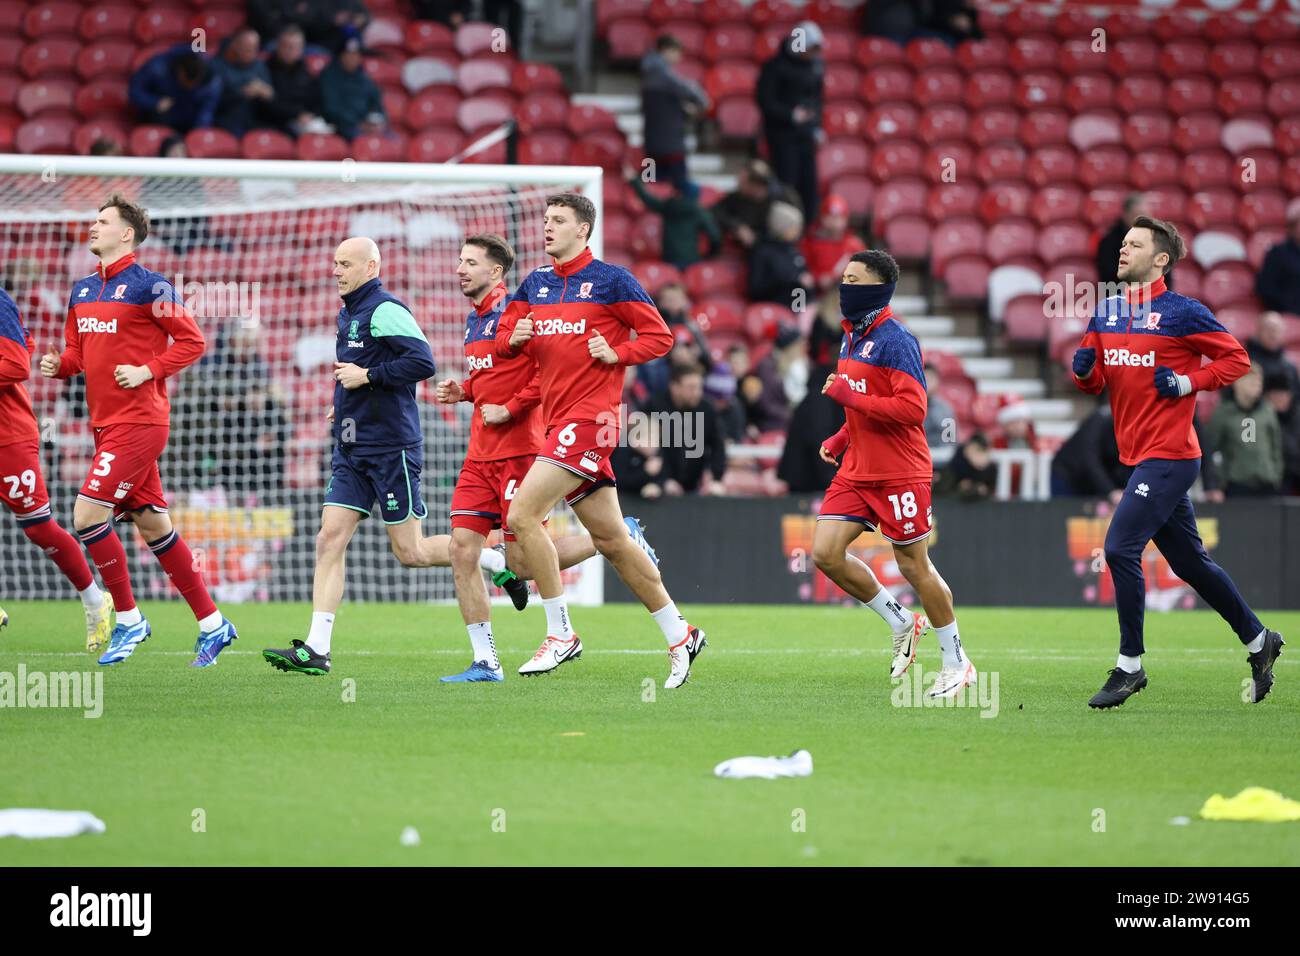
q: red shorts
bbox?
[77,423,170,520]
[450,453,540,540]
[534,419,617,505]
[818,474,934,545]
[0,439,52,525]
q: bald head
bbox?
[334,236,381,295]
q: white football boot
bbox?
[665,625,707,689]
[889,611,928,678]
[928,658,977,700]
[517,634,582,676]
[85,592,114,653]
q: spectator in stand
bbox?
[756,21,824,223]
[862,0,983,45]
[717,344,751,441]
[1246,311,1300,402]
[643,364,727,495]
[801,194,865,292]
[990,397,1038,496]
[749,202,814,305]
[807,288,842,371]
[210,325,289,493]
[263,25,328,136]
[1265,371,1300,494]
[320,31,386,140]
[626,170,720,271]
[1207,362,1283,496]
[1050,402,1125,502]
[656,282,712,362]
[711,159,803,251]
[410,1,521,44]
[924,362,957,447]
[212,28,276,137]
[935,434,996,499]
[159,135,187,158]
[778,380,844,492]
[739,324,804,434]
[248,0,371,54]
[1096,193,1147,287]
[129,46,221,133]
[1256,208,1300,315]
[639,35,710,191]
[611,426,666,499]
[89,137,122,156]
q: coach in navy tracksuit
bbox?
[1072,216,1284,709]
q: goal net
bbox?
[0,154,604,606]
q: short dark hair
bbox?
[848,249,899,284]
[172,52,209,86]
[99,193,150,246]
[671,362,705,383]
[1131,215,1186,273]
[546,193,596,242]
[463,233,515,275]
[656,34,682,53]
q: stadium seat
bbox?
[456,21,506,57]
[821,63,862,102]
[855,35,907,69]
[405,85,461,130]
[964,69,1015,110]
[1239,191,1290,231]
[1267,78,1300,118]
[974,145,1026,186]
[350,133,407,163]
[1025,146,1077,189]
[969,108,1020,147]
[1278,117,1300,155]
[715,96,760,138]
[16,79,75,118]
[703,22,755,63]
[943,255,993,302]
[135,7,189,44]
[1109,38,1160,77]
[1083,186,1129,230]
[1221,117,1274,154]
[363,16,405,50]
[883,215,932,262]
[402,57,458,93]
[929,218,985,277]
[1182,150,1234,192]
[1210,41,1260,79]
[605,17,653,62]
[905,37,954,69]
[1167,76,1216,114]
[73,118,128,155]
[1123,111,1173,146]
[632,260,682,294]
[1116,74,1165,113]
[1030,185,1085,227]
[917,105,968,142]
[685,259,747,299]
[913,67,963,107]
[956,37,1010,70]
[926,180,980,220]
[1018,110,1070,149]
[1199,262,1257,312]
[860,65,913,105]
[1158,39,1210,80]
[986,218,1037,265]
[189,7,245,40]
[705,60,759,101]
[1077,146,1131,190]
[518,131,572,165]
[1260,42,1300,80]
[921,141,973,185]
[458,58,513,96]
[1285,156,1300,195]
[1009,36,1060,74]
[1002,292,1052,345]
[628,215,663,260]
[128,123,172,157]
[988,264,1044,324]
[408,128,464,163]
[1172,111,1223,153]
[74,79,129,118]
[818,140,871,184]
[77,40,139,82]
[79,2,135,41]
[20,38,81,79]
[1064,74,1115,114]
[23,1,80,37]
[696,298,748,339]
[1056,38,1097,75]
[1068,113,1122,151]
[457,94,515,135]
[1129,149,1181,190]
[871,139,922,183]
[242,129,296,160]
[185,128,240,159]
[648,0,693,22]
[1191,231,1249,269]
[16,115,75,153]
[1188,189,1240,231]
[566,104,619,137]
[516,90,568,135]
[699,0,746,25]
[1016,73,1064,109]
[1218,77,1268,116]
[865,103,918,140]
[871,178,926,223]
[1038,222,1092,267]
[828,174,874,216]
[0,35,22,71]
[511,61,564,95]
[1144,186,1189,224]
[1154,11,1204,42]
[822,100,869,138]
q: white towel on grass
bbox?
[714,749,813,779]
[0,809,106,839]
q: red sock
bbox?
[23,519,95,592]
[77,521,136,612]
[147,530,217,622]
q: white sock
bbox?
[479,548,505,574]
[467,621,501,670]
[652,602,688,646]
[308,611,335,655]
[116,606,142,627]
[78,582,104,610]
[542,596,574,639]
[934,621,966,669]
[198,611,223,633]
[1117,653,1142,673]
[1246,630,1266,654]
[867,587,912,633]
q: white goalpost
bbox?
[0,154,604,606]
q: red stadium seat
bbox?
[905,38,953,69]
[1016,73,1064,109]
[1116,74,1165,114]
[1084,187,1129,230]
[185,128,240,159]
[974,144,1027,185]
[855,35,907,69]
[1064,74,1115,113]
[518,131,573,165]
[956,37,1010,71]
[1209,41,1259,80]
[76,40,135,82]
[189,7,245,40]
[943,255,992,302]
[964,69,1015,110]
[458,58,513,96]
[1260,43,1300,80]
[828,174,874,215]
[1051,5,1095,39]
[135,7,189,44]
[883,215,932,262]
[456,21,508,57]
[1078,146,1130,190]
[1238,191,1290,231]
[128,123,172,157]
[979,183,1034,223]
[1218,77,1267,116]
[1167,77,1216,114]
[699,0,745,25]
[649,0,694,23]
[1188,189,1240,231]
[1158,40,1210,80]
[1173,111,1223,153]
[1129,148,1181,190]
[516,90,568,135]
[715,96,759,138]
[408,128,464,163]
[79,2,135,41]
[242,129,295,160]
[1018,110,1070,148]
[368,56,408,88]
[74,79,128,118]
[1155,11,1204,42]
[73,118,128,155]
[17,79,75,118]
[660,20,705,58]
[865,103,918,140]
[872,139,923,183]
[1057,38,1098,75]
[926,181,981,221]
[1267,79,1300,118]
[632,261,683,294]
[1009,35,1059,72]
[1232,150,1281,192]
[1025,146,1078,189]
[922,142,974,185]
[350,133,407,162]
[1256,17,1300,43]
[1003,292,1052,346]
[458,94,515,135]
[1199,262,1257,312]
[1247,230,1285,269]
[381,87,408,124]
[605,18,654,62]
[822,100,869,138]
[753,25,792,62]
[913,67,963,107]
[1039,221,1092,267]
[405,85,461,130]
[1207,13,1255,43]
[822,63,862,102]
[705,60,759,101]
[20,38,81,78]
[703,22,755,63]
[930,219,985,277]
[1284,156,1300,195]
[1182,150,1234,191]
[860,65,913,105]
[1108,38,1160,77]
[1031,185,1085,227]
[1123,111,1173,145]
[512,61,564,94]
[403,20,454,54]
[969,108,1019,147]
[1280,117,1300,155]
[818,139,871,184]
[566,104,618,137]
[569,132,625,171]
[363,16,405,50]
[1003,6,1052,36]
[917,105,968,142]
[872,178,926,223]
[1221,117,1274,154]
[0,35,22,71]
[23,1,80,38]
[1069,113,1122,151]
[821,32,855,65]
[685,259,747,299]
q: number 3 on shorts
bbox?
[557,423,577,447]
[92,451,116,477]
[888,491,918,520]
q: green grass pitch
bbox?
[2,601,1297,866]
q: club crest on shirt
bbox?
[1145,312,1161,330]
[111,284,127,300]
[860,340,874,359]
[78,288,89,298]
[577,282,593,299]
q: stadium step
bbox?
[904,316,955,337]
[893,294,927,314]
[960,357,1015,378]
[1024,398,1076,420]
[918,335,984,357]
[571,93,638,112]
[974,377,1047,398]
[1035,420,1079,440]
